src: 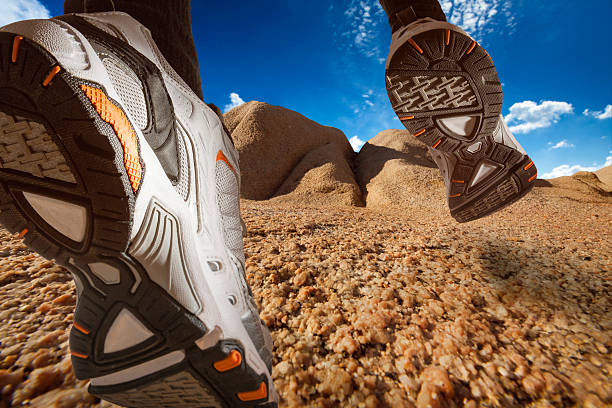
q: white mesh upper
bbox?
[215,161,244,264]
[138,26,197,95]
[84,17,120,38]
[174,125,190,201]
[102,57,148,130]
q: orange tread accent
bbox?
[413,129,426,137]
[17,228,28,238]
[466,41,477,55]
[213,350,242,372]
[12,36,22,63]
[451,180,465,184]
[43,65,62,87]
[73,322,90,335]
[408,38,424,54]
[528,173,537,182]
[524,161,534,171]
[237,382,267,402]
[42,66,61,87]
[216,150,236,174]
[81,85,142,192]
[70,351,88,359]
[399,115,414,121]
[432,139,442,149]
[449,193,462,198]
[445,29,451,45]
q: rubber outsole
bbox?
[0,32,275,408]
[386,28,537,222]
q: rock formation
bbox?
[354,129,446,211]
[224,102,357,203]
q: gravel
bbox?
[1,186,610,407]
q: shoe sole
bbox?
[386,28,537,222]
[0,32,275,408]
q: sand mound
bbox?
[595,164,612,192]
[269,143,362,207]
[224,102,354,200]
[355,129,446,212]
[534,168,612,203]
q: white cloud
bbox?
[541,151,612,179]
[223,92,245,113]
[441,0,514,41]
[0,0,50,27]
[583,104,612,120]
[549,140,574,150]
[541,164,598,179]
[504,100,573,134]
[340,0,386,60]
[349,135,366,152]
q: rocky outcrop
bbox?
[269,143,362,207]
[224,102,356,202]
[354,129,446,211]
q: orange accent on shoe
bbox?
[73,322,90,335]
[70,351,88,359]
[216,150,236,174]
[528,173,537,182]
[449,193,462,198]
[466,41,477,55]
[524,161,534,171]
[12,36,23,63]
[17,228,28,238]
[413,129,426,137]
[445,29,450,46]
[42,66,61,87]
[237,382,267,402]
[81,85,142,192]
[451,180,465,184]
[399,115,414,121]
[432,139,442,149]
[213,350,242,372]
[408,38,424,54]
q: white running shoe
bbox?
[385,18,538,222]
[0,12,277,407]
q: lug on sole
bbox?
[0,33,275,407]
[386,28,537,222]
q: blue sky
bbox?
[4,0,612,178]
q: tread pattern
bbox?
[100,371,225,408]
[0,112,76,183]
[387,74,477,112]
[452,176,520,222]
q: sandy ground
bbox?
[0,188,611,407]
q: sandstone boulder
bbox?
[270,143,362,207]
[355,129,446,211]
[224,101,354,200]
